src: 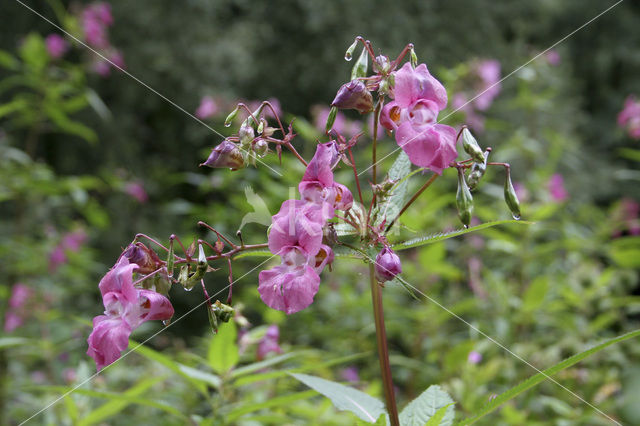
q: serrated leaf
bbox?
[399,385,455,426]
[208,319,239,374]
[392,220,534,251]
[458,328,640,425]
[290,373,387,423]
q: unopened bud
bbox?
[373,55,390,74]
[374,247,402,282]
[331,80,374,114]
[262,126,277,138]
[201,140,244,170]
[410,46,418,68]
[325,106,338,133]
[351,47,368,80]
[257,119,265,134]
[461,127,485,164]
[238,124,255,147]
[456,168,474,228]
[344,39,358,61]
[504,168,521,220]
[208,300,235,333]
[253,139,268,157]
[124,242,162,274]
[224,106,239,127]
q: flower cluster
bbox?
[45,34,69,59]
[80,2,125,76]
[380,62,457,174]
[49,229,88,272]
[258,142,353,314]
[617,95,640,140]
[4,284,33,332]
[87,256,173,370]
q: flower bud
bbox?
[344,39,358,61]
[224,106,239,127]
[350,47,368,80]
[123,242,162,274]
[200,140,244,170]
[253,139,268,157]
[208,300,235,333]
[461,127,485,164]
[375,247,402,282]
[504,168,521,220]
[456,167,474,228]
[373,55,390,74]
[410,46,418,68]
[325,106,338,133]
[238,123,255,148]
[331,80,374,114]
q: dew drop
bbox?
[344,53,353,61]
[162,319,171,326]
[512,214,521,220]
[183,285,194,292]
[224,122,232,128]
[463,224,469,229]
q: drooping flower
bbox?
[617,96,640,140]
[87,257,174,370]
[331,80,374,114]
[201,140,245,170]
[547,173,568,202]
[195,96,219,120]
[380,62,457,174]
[374,247,402,282]
[45,34,68,59]
[257,325,283,360]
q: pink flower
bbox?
[124,181,148,203]
[340,367,360,383]
[380,62,457,174]
[45,34,68,59]
[87,257,174,370]
[92,59,111,76]
[452,93,485,133]
[547,173,568,202]
[257,325,282,360]
[82,3,113,49]
[546,50,561,66]
[109,50,125,69]
[473,60,501,111]
[468,351,482,364]
[374,247,402,282]
[195,96,219,120]
[49,229,87,272]
[618,96,640,140]
[4,284,33,332]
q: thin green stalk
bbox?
[369,264,399,425]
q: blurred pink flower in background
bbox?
[257,325,282,360]
[452,93,485,133]
[195,96,219,120]
[617,96,640,140]
[468,351,482,364]
[512,182,530,203]
[545,49,561,66]
[4,284,33,332]
[45,34,68,59]
[313,106,361,138]
[473,60,501,111]
[340,366,360,383]
[82,2,113,49]
[613,198,640,237]
[547,173,568,202]
[49,229,88,272]
[124,181,149,203]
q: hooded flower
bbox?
[374,247,402,282]
[380,62,457,174]
[87,257,174,370]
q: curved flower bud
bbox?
[201,140,244,170]
[504,168,521,219]
[456,168,474,227]
[374,247,402,282]
[331,80,373,114]
[461,127,485,164]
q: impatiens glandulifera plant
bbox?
[86,36,527,424]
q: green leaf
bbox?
[230,351,306,379]
[521,277,549,313]
[458,328,640,425]
[290,373,387,423]
[226,390,317,422]
[43,103,98,143]
[0,49,20,70]
[208,319,239,374]
[399,385,455,426]
[0,98,28,119]
[618,147,640,162]
[392,220,534,251]
[178,364,222,389]
[78,377,164,425]
[425,404,456,426]
[608,236,640,268]
[19,33,47,72]
[0,337,29,348]
[379,151,412,227]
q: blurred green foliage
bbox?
[1,0,639,424]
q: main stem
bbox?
[369,264,399,425]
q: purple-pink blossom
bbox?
[547,173,568,202]
[618,96,640,140]
[124,181,148,203]
[380,62,457,174]
[4,284,33,332]
[257,325,283,360]
[49,229,88,272]
[468,351,482,364]
[87,257,174,370]
[545,50,561,66]
[45,34,68,59]
[473,60,501,111]
[195,96,219,120]
[374,247,402,282]
[82,2,113,49]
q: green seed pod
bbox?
[467,151,488,190]
[461,127,485,164]
[344,39,358,61]
[224,106,239,127]
[504,168,521,220]
[351,47,368,80]
[456,168,474,228]
[325,106,338,133]
[410,46,418,68]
